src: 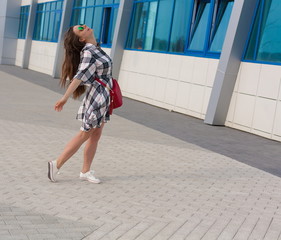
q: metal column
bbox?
[52,0,74,78]
[204,0,259,125]
[22,0,37,69]
[110,0,134,79]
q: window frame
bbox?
[242,0,281,65]
[126,0,234,59]
[33,0,63,42]
[70,0,120,47]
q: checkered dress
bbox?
[74,43,113,132]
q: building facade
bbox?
[1,0,281,142]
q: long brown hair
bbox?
[61,26,86,99]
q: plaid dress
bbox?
[74,43,113,132]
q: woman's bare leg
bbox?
[56,129,94,169]
[81,123,104,173]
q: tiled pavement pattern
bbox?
[1,69,281,239]
[0,204,96,240]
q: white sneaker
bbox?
[48,160,59,182]
[80,170,101,184]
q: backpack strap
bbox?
[94,77,112,91]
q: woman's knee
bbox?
[90,127,103,142]
[78,130,92,141]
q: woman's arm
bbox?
[54,78,82,112]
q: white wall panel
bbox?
[21,0,32,6]
[252,97,276,133]
[175,82,191,109]
[153,77,167,102]
[164,79,178,106]
[189,84,205,114]
[146,52,159,76]
[15,39,25,66]
[257,64,281,99]
[233,93,255,128]
[179,56,194,83]
[206,60,219,87]
[202,87,212,116]
[119,50,217,120]
[155,54,170,78]
[225,92,237,125]
[273,101,281,137]
[167,55,183,80]
[227,62,281,141]
[29,41,57,75]
[193,57,209,85]
[238,62,260,95]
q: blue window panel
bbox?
[33,1,63,42]
[256,0,281,62]
[169,0,193,53]
[127,2,149,49]
[53,11,62,41]
[57,1,63,9]
[85,7,94,27]
[104,0,114,4]
[245,0,281,63]
[43,12,50,40]
[18,6,30,39]
[51,1,56,11]
[209,1,234,52]
[75,0,87,8]
[71,9,82,25]
[152,0,174,52]
[144,1,157,50]
[87,0,96,6]
[101,7,112,44]
[33,12,42,40]
[244,1,261,61]
[96,0,104,5]
[188,1,211,51]
[71,0,119,46]
[114,0,120,3]
[48,11,56,40]
[93,7,103,42]
[109,6,119,44]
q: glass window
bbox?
[33,1,63,42]
[152,0,174,51]
[18,5,30,39]
[93,7,103,42]
[127,2,149,49]
[87,0,96,6]
[188,0,211,51]
[144,1,157,50]
[209,0,234,52]
[104,0,113,4]
[169,0,193,53]
[85,7,94,27]
[126,0,233,56]
[101,7,112,44]
[71,0,119,46]
[96,0,104,5]
[110,7,119,44]
[245,0,281,63]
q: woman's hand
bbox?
[54,97,67,112]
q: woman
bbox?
[48,24,113,183]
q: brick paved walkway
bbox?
[1,69,281,239]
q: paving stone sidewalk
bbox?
[1,69,281,240]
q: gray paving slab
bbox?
[1,65,281,239]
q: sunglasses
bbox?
[78,24,85,31]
